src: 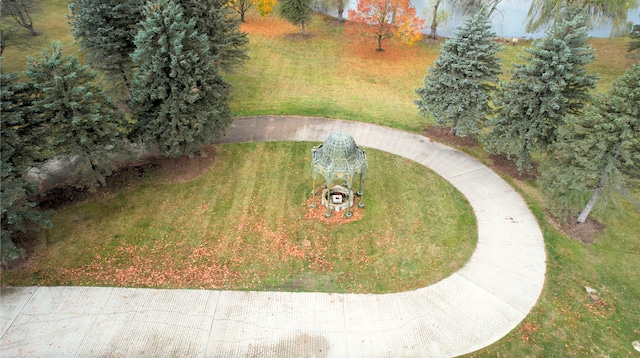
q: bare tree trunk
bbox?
[120,64,132,101]
[487,0,502,17]
[301,21,306,36]
[337,0,345,21]
[577,179,604,223]
[448,118,458,135]
[429,0,442,39]
[8,0,37,36]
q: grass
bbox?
[2,4,639,356]
[3,143,476,293]
[1,0,78,73]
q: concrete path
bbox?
[1,116,546,357]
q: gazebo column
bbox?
[344,181,353,218]
[324,182,332,217]
[357,167,365,208]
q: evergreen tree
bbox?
[279,0,313,36]
[25,42,128,189]
[68,0,145,100]
[539,64,640,223]
[630,24,640,53]
[483,6,597,171]
[415,8,501,136]
[131,0,232,158]
[0,72,51,264]
[175,0,249,71]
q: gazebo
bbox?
[311,132,367,218]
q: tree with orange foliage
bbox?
[347,0,424,52]
[228,0,276,22]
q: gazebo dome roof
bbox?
[323,132,359,158]
[312,132,366,182]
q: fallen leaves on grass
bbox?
[517,321,540,344]
[240,15,298,37]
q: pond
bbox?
[339,0,640,38]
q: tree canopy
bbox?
[630,23,640,52]
[279,0,314,36]
[176,0,249,71]
[24,42,128,189]
[68,0,145,100]
[483,6,598,171]
[131,0,233,158]
[228,0,277,22]
[347,0,424,51]
[0,72,51,264]
[539,64,640,223]
[415,9,501,136]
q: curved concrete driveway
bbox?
[1,116,546,357]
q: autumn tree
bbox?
[68,0,145,100]
[176,0,249,71]
[415,9,501,136]
[348,0,424,51]
[2,0,40,36]
[25,42,128,189]
[229,0,276,22]
[526,0,639,36]
[483,6,597,171]
[279,0,313,36]
[539,64,640,223]
[131,0,233,158]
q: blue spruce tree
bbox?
[483,5,598,171]
[131,0,233,158]
[415,8,502,136]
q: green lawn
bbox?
[3,143,476,293]
[2,3,639,356]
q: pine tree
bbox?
[0,72,51,264]
[175,0,249,71]
[131,0,233,158]
[539,64,640,223]
[483,5,597,171]
[630,24,640,53]
[68,0,144,100]
[415,8,501,136]
[279,0,313,36]
[25,42,128,189]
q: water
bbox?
[340,0,640,38]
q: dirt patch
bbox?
[488,154,538,181]
[424,125,479,148]
[553,216,606,244]
[38,145,216,210]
